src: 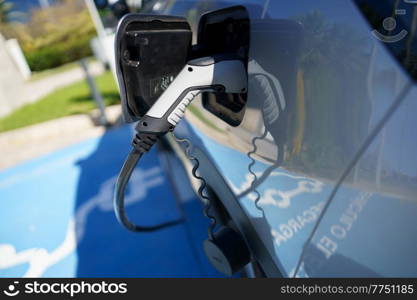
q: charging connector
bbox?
[114,56,247,232]
[136,56,247,135]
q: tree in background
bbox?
[0,0,12,24]
[3,0,97,71]
[0,0,17,41]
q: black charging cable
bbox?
[173,134,216,241]
[113,56,247,233]
[114,132,184,232]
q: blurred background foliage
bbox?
[0,0,97,71]
[0,0,12,24]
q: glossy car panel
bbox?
[298,84,417,277]
[147,0,417,277]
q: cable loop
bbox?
[173,134,216,241]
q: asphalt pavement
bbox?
[0,124,222,277]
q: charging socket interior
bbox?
[195,6,250,126]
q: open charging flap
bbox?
[195,6,250,127]
[115,14,192,122]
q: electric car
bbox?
[115,0,417,277]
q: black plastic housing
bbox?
[196,6,250,127]
[115,14,192,122]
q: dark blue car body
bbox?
[142,0,417,277]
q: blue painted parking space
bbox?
[0,125,221,277]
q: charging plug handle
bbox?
[114,56,247,233]
[136,56,247,135]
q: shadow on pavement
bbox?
[73,124,222,277]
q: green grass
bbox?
[0,71,120,133]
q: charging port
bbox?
[196,6,250,126]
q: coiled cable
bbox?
[246,127,268,213]
[173,134,216,241]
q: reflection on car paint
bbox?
[300,88,417,277]
[230,171,323,209]
[185,127,329,275]
[162,0,417,276]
